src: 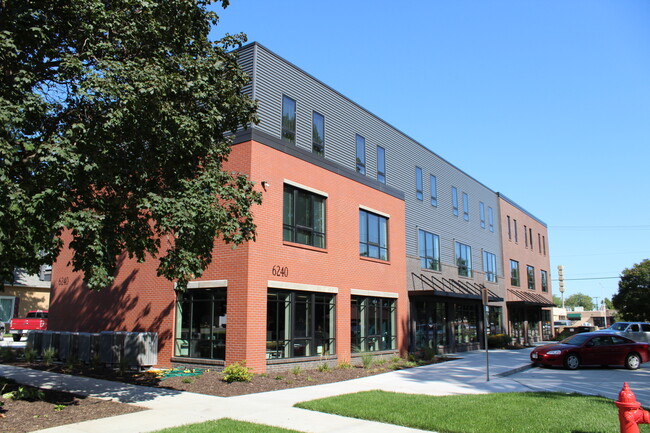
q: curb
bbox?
[496,363,535,378]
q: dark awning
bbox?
[410,272,504,302]
[507,289,555,307]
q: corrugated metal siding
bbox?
[242,43,504,281]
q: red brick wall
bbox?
[50,140,407,371]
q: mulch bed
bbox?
[1,357,452,432]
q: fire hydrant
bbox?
[616,382,650,433]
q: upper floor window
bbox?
[430,175,437,206]
[529,228,533,250]
[527,265,535,290]
[377,146,386,184]
[452,187,459,216]
[510,260,520,286]
[283,184,326,248]
[418,229,440,271]
[483,251,497,283]
[312,111,324,156]
[538,233,542,253]
[513,219,518,243]
[479,202,486,228]
[488,207,494,232]
[462,193,469,221]
[359,209,388,261]
[415,167,423,201]
[524,225,528,247]
[356,135,366,175]
[542,235,546,255]
[507,216,511,240]
[281,95,296,145]
[455,241,472,277]
[541,270,548,292]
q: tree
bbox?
[612,259,650,321]
[0,0,261,291]
[552,295,563,308]
[564,293,594,311]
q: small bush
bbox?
[24,348,37,363]
[291,366,302,375]
[0,347,17,363]
[222,361,254,383]
[318,363,330,372]
[274,375,284,380]
[487,334,512,349]
[182,377,194,384]
[361,353,374,369]
[2,385,45,402]
[337,361,353,369]
[42,347,57,366]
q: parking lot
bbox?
[510,362,650,405]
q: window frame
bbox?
[452,187,459,216]
[312,111,325,156]
[510,260,520,287]
[415,167,423,201]
[281,95,296,145]
[418,229,440,271]
[479,202,486,228]
[488,207,494,232]
[483,251,497,283]
[377,145,386,183]
[455,241,472,277]
[541,270,548,292]
[283,184,326,248]
[351,296,396,353]
[356,134,366,175]
[359,209,389,261]
[430,175,437,206]
[462,192,469,221]
[527,265,535,290]
[174,288,227,360]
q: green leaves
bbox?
[613,259,650,321]
[1,0,259,290]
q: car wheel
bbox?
[625,353,641,370]
[564,353,580,370]
[12,334,21,342]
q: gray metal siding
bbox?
[241,43,503,281]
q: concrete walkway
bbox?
[0,348,536,433]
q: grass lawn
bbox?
[295,390,650,433]
[153,418,304,433]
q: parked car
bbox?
[9,310,48,341]
[530,332,649,370]
[601,322,650,343]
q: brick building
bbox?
[50,43,552,370]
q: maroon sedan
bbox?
[530,332,649,370]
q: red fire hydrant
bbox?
[616,382,650,433]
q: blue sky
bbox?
[209,1,650,305]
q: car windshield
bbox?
[609,323,629,331]
[560,334,592,346]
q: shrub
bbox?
[42,347,57,366]
[222,361,253,383]
[291,366,302,375]
[24,348,38,363]
[487,334,512,349]
[0,347,17,363]
[361,353,374,369]
[337,361,353,369]
[318,362,330,372]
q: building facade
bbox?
[50,42,552,370]
[498,193,554,344]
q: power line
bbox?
[550,225,650,230]
[552,276,620,281]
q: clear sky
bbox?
[209,1,650,305]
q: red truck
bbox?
[9,310,48,342]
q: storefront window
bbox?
[267,290,335,359]
[413,299,447,350]
[174,289,227,360]
[454,304,478,344]
[351,296,396,352]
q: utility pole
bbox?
[557,265,565,309]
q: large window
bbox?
[483,251,497,283]
[455,242,472,277]
[419,229,440,271]
[430,175,437,206]
[312,111,324,156]
[413,299,447,349]
[415,167,423,200]
[175,289,227,360]
[351,296,396,352]
[281,95,296,145]
[541,270,548,292]
[283,184,326,248]
[527,265,535,290]
[454,304,478,344]
[452,187,459,216]
[267,290,335,359]
[359,209,388,260]
[510,260,520,286]
[356,135,366,174]
[377,146,386,183]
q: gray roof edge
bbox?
[497,193,547,227]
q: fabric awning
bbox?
[410,272,504,302]
[567,313,582,320]
[507,289,555,307]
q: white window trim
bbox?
[350,289,399,299]
[359,205,390,219]
[283,179,328,198]
[268,280,338,294]
[180,279,228,289]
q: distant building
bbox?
[1,267,51,325]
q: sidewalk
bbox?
[0,348,535,433]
